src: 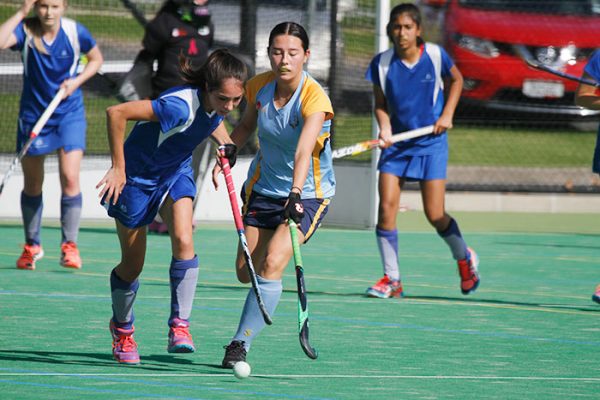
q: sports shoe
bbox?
[221,340,247,369]
[592,285,600,304]
[167,318,196,353]
[109,320,140,364]
[148,220,169,234]
[16,244,44,270]
[60,241,82,269]
[458,247,480,295]
[366,275,404,298]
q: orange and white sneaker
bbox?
[366,275,404,298]
[60,241,82,269]
[458,247,480,295]
[16,244,44,270]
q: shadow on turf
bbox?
[405,295,600,313]
[0,350,226,372]
[496,239,600,250]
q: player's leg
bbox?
[223,224,286,367]
[17,154,46,270]
[421,179,479,295]
[160,189,198,354]
[57,147,84,269]
[367,172,404,298]
[110,220,146,364]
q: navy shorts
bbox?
[105,173,196,229]
[17,111,87,156]
[379,151,448,181]
[243,191,330,242]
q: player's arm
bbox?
[210,122,234,146]
[372,84,393,147]
[96,100,156,204]
[435,64,463,134]
[62,45,103,98]
[0,0,35,49]
[211,104,258,189]
[291,111,326,193]
[575,72,600,110]
[230,102,258,148]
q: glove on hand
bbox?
[218,143,237,168]
[284,191,304,224]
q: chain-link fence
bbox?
[0,0,599,192]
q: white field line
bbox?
[0,373,599,381]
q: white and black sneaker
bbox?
[221,340,247,369]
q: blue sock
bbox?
[438,218,468,260]
[110,268,139,330]
[60,193,82,243]
[233,275,282,351]
[21,191,43,246]
[168,255,199,326]
[376,227,400,281]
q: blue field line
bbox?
[0,372,335,400]
[0,379,211,400]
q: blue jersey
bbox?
[584,50,600,173]
[244,71,335,199]
[124,86,224,187]
[12,18,96,124]
[365,43,454,156]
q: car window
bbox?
[458,0,600,16]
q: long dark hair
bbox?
[267,21,310,52]
[386,3,424,44]
[179,48,248,92]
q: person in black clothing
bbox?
[119,0,213,101]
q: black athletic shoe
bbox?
[221,340,247,369]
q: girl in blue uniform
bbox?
[364,3,479,298]
[575,49,600,304]
[212,22,335,368]
[96,49,245,364]
[0,0,103,270]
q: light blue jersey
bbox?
[585,50,600,174]
[365,43,454,156]
[12,18,96,125]
[244,71,335,199]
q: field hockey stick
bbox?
[331,124,434,159]
[514,45,600,88]
[218,148,273,325]
[0,87,65,196]
[288,218,318,360]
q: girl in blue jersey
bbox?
[0,0,103,271]
[575,49,600,304]
[364,3,479,299]
[212,22,335,368]
[96,49,246,364]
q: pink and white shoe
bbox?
[167,318,196,353]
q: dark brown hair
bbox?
[267,21,310,52]
[386,3,423,43]
[179,48,248,92]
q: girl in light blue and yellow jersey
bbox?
[212,22,335,368]
[244,69,335,200]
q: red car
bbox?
[427,0,600,121]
